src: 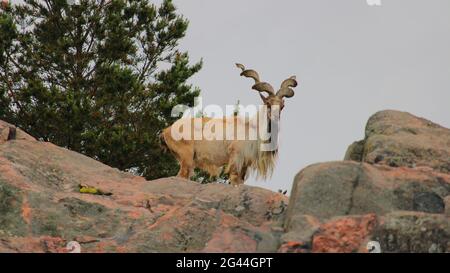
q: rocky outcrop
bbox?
[0,120,36,144]
[286,161,449,220]
[344,110,450,173]
[0,120,287,252]
[282,110,450,253]
[0,110,449,253]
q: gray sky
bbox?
[172,0,450,192]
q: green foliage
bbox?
[0,0,202,180]
[191,167,230,184]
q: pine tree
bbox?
[0,0,202,179]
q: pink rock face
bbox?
[1,110,449,253]
[203,226,258,253]
[0,120,36,144]
[312,214,377,253]
[0,125,287,253]
[278,241,310,253]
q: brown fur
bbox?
[161,115,277,185]
[160,63,297,186]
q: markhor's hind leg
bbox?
[177,160,194,179]
[229,172,243,187]
[162,128,194,180]
[175,146,194,179]
[227,146,246,186]
[240,165,248,182]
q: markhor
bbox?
[176,257,210,271]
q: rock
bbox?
[284,110,450,253]
[344,140,365,162]
[277,241,310,253]
[279,214,321,252]
[0,127,287,253]
[344,110,450,173]
[412,192,445,214]
[312,214,377,253]
[1,109,449,253]
[372,211,450,253]
[286,161,363,220]
[445,196,450,217]
[286,161,450,220]
[0,120,36,144]
[310,211,450,253]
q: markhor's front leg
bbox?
[229,172,244,187]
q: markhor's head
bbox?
[236,63,298,121]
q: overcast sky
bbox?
[171,0,450,192]
[10,0,450,193]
